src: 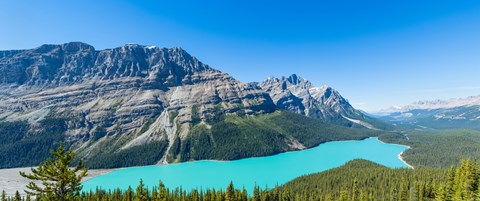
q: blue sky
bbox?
[1,0,480,111]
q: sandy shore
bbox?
[0,167,115,197]
[398,150,414,169]
[375,137,414,169]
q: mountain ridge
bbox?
[0,42,390,168]
[375,95,480,130]
[0,42,221,87]
[254,74,391,130]
[376,95,480,115]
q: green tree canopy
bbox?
[20,143,87,201]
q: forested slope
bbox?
[380,129,480,168]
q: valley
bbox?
[0,43,479,201]
[2,1,480,200]
[81,137,410,194]
[0,137,409,197]
[0,42,388,169]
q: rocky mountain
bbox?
[375,96,480,130]
[0,42,387,168]
[254,74,391,130]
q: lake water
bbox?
[82,137,409,192]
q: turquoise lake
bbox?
[82,137,410,192]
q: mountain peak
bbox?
[169,46,186,51]
[255,74,377,128]
[286,74,301,84]
[0,42,216,86]
[320,84,330,89]
[0,42,280,167]
[63,41,95,48]
[33,42,95,53]
[262,74,313,90]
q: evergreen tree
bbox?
[135,179,149,201]
[391,186,398,201]
[453,162,464,200]
[14,191,21,201]
[338,189,348,201]
[19,143,88,201]
[158,181,167,201]
[151,187,158,200]
[446,165,456,201]
[419,182,426,201]
[435,185,446,201]
[352,178,360,201]
[125,187,133,201]
[476,182,480,201]
[1,191,5,201]
[225,181,234,201]
[399,178,409,201]
[476,174,480,201]
[464,158,476,201]
[241,188,247,201]
[252,184,260,201]
[324,192,333,201]
[359,190,368,201]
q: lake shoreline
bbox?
[398,151,415,169]
[1,136,411,195]
[88,137,377,169]
[376,137,414,169]
[0,167,115,197]
[82,137,410,193]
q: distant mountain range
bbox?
[0,42,389,168]
[374,96,480,130]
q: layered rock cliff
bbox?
[0,42,275,165]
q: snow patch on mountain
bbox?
[376,95,480,115]
[342,115,379,130]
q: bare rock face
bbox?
[0,42,275,164]
[256,74,379,129]
[0,43,391,168]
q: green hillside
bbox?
[381,129,480,168]
[86,110,391,168]
[0,110,392,169]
